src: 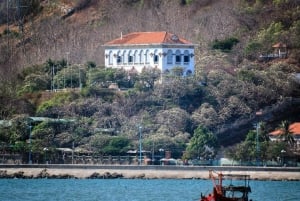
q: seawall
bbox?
[0,164,299,180]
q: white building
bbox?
[103,32,195,75]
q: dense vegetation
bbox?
[0,0,300,164]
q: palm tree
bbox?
[259,121,269,142]
[278,120,295,147]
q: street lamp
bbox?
[256,122,260,166]
[43,147,48,164]
[255,110,262,166]
[72,141,74,164]
[65,52,69,89]
[138,125,142,165]
[281,149,286,166]
[51,64,54,92]
[159,148,164,165]
[28,119,32,164]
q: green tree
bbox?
[278,120,295,147]
[244,41,263,59]
[102,136,132,155]
[143,134,188,159]
[138,68,161,91]
[87,67,116,87]
[257,22,284,52]
[289,20,300,48]
[85,61,96,69]
[44,59,67,75]
[89,134,111,154]
[211,37,239,52]
[19,73,50,93]
[192,103,219,130]
[225,124,270,164]
[53,65,86,89]
[185,126,218,159]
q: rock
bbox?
[102,172,112,179]
[55,174,75,179]
[135,173,145,179]
[111,172,123,179]
[36,168,50,178]
[0,170,8,178]
[88,172,102,179]
[87,172,123,179]
[13,171,25,178]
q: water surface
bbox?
[0,179,299,201]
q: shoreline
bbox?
[0,165,299,180]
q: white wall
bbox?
[104,45,194,75]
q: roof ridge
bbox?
[104,31,192,46]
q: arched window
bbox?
[145,50,150,64]
[134,50,138,64]
[109,51,113,65]
[122,50,127,64]
[167,50,173,64]
[153,49,159,64]
[183,50,190,64]
[128,50,133,64]
[175,50,181,64]
[140,50,144,64]
[117,51,122,64]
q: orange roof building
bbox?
[272,42,287,58]
[269,122,300,146]
[103,31,195,75]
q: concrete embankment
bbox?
[0,164,299,180]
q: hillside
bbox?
[0,0,243,67]
[0,0,300,163]
[1,0,300,72]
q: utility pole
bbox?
[51,64,54,92]
[256,122,260,166]
[79,66,82,91]
[66,52,70,88]
[72,141,74,164]
[28,119,32,164]
[255,110,262,166]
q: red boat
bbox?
[200,170,252,201]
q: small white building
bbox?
[103,31,195,75]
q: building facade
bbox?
[103,32,195,75]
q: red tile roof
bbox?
[104,32,192,46]
[269,122,300,136]
[272,42,287,48]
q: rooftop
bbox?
[272,42,287,48]
[104,31,193,46]
[269,122,300,136]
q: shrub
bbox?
[244,41,263,59]
[211,37,239,52]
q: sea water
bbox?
[0,179,299,201]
